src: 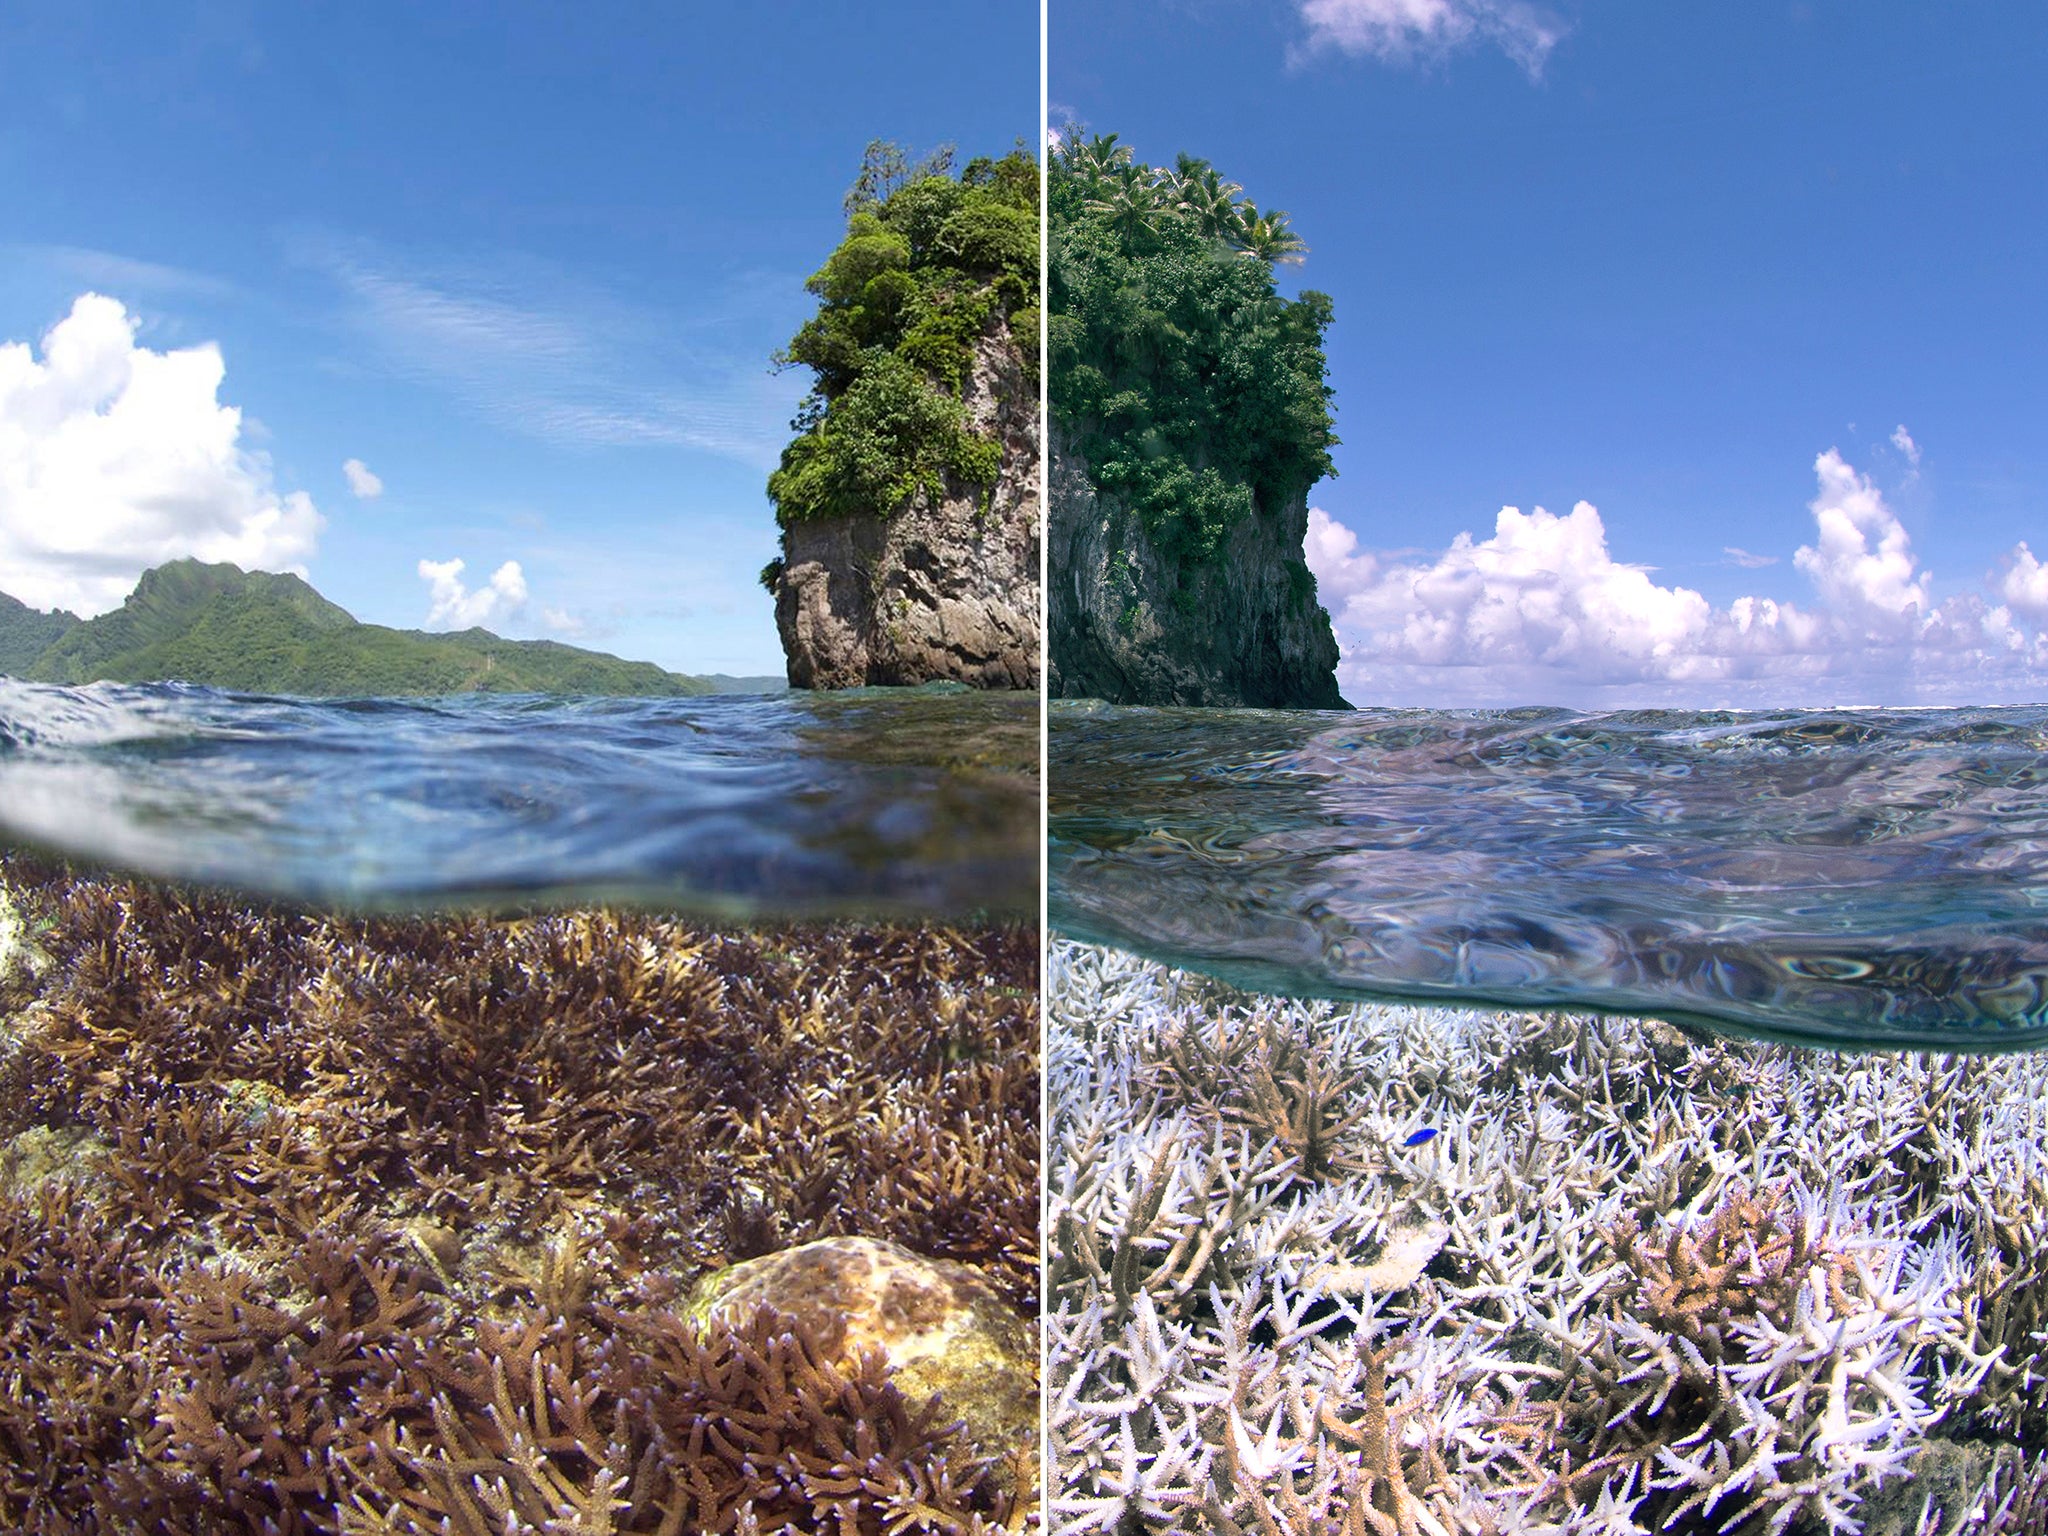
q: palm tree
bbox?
[1175,165,1245,240]
[1085,162,1170,243]
[1232,204,1308,264]
[1066,132,1134,190]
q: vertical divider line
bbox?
[1037,0,1053,1509]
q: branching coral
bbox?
[0,853,1039,1533]
[1048,938,2048,1536]
[353,1298,1017,1536]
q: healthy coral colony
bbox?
[0,857,1039,1532]
[1047,940,2048,1536]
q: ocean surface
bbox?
[0,679,1037,919]
[1051,700,2048,1050]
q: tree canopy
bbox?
[766,141,1039,532]
[1050,130,1336,565]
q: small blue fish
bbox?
[1402,1127,1440,1147]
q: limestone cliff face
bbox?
[1049,422,1345,708]
[773,329,1039,691]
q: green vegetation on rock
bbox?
[0,559,732,697]
[767,141,1038,528]
[1050,131,1338,565]
[0,591,81,675]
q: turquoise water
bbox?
[0,679,1036,919]
[1050,700,2048,1050]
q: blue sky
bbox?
[0,2,1034,676]
[1054,2,2048,705]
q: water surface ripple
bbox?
[0,680,1037,918]
[1050,701,2048,1049]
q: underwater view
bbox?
[1047,705,2048,1534]
[0,837,1041,1531]
[1047,937,2048,1536]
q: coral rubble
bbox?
[1047,938,2048,1536]
[0,854,1039,1533]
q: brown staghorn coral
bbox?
[1144,1011,1372,1189]
[0,853,1038,1533]
[351,1296,1021,1535]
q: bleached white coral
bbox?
[1048,939,2048,1535]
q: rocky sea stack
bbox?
[1048,132,1345,709]
[766,143,1041,691]
[1050,422,1342,708]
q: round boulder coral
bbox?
[686,1235,1036,1461]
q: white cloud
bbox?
[1890,423,1922,468]
[0,293,323,617]
[417,556,527,630]
[1724,546,1777,569]
[342,457,383,499]
[1309,448,2048,706]
[1315,500,1716,684]
[13,245,237,302]
[1997,542,2048,620]
[1305,502,1379,604]
[1296,0,1565,75]
[1790,448,1929,628]
[539,605,583,635]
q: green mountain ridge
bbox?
[0,591,83,674]
[0,560,780,697]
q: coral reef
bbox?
[1047,938,2048,1536]
[0,853,1039,1533]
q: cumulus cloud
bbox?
[1309,449,2048,706]
[1295,0,1566,75]
[1790,448,1930,628]
[1314,500,1715,684]
[1304,499,1379,603]
[342,457,383,499]
[1997,543,2048,620]
[0,293,323,617]
[417,556,527,630]
[539,605,583,635]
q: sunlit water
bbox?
[0,680,1037,919]
[1051,701,2048,1050]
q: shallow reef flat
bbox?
[0,854,1038,1534]
[1048,938,2048,1536]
